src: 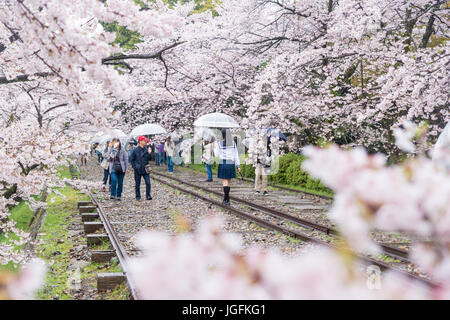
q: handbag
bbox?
[113,161,123,173]
[145,164,152,174]
[100,158,109,170]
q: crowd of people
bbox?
[89,128,274,205]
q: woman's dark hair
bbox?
[113,138,121,150]
[221,128,233,147]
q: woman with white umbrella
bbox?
[214,128,241,206]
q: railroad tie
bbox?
[97,273,126,292]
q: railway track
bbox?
[69,164,140,300]
[151,167,435,288]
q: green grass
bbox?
[0,199,39,272]
[35,185,90,300]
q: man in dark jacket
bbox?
[129,136,152,200]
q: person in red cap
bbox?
[129,136,153,200]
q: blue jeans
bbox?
[160,153,165,165]
[168,156,174,172]
[205,163,212,180]
[134,171,151,199]
[110,172,125,198]
[155,153,161,165]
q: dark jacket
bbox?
[130,145,151,174]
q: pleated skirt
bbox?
[218,161,236,179]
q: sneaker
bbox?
[116,197,122,201]
[205,179,213,182]
[263,191,268,196]
[146,197,153,200]
[222,200,230,206]
[110,196,115,200]
[169,172,174,174]
[254,191,260,195]
[136,198,141,201]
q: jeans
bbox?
[160,153,165,165]
[134,171,151,199]
[102,169,110,186]
[110,171,125,198]
[205,163,212,180]
[155,153,161,165]
[167,156,174,172]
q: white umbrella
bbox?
[130,124,167,137]
[193,112,239,128]
[97,129,127,145]
[242,138,250,148]
[433,121,449,161]
[90,131,105,144]
[179,139,193,152]
[194,127,216,142]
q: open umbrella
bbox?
[97,129,127,145]
[130,124,167,137]
[178,139,193,152]
[433,121,449,161]
[193,112,239,128]
[194,127,216,142]
[90,131,105,144]
[267,128,287,141]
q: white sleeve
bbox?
[234,144,240,167]
[213,142,220,158]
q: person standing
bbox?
[251,130,270,196]
[155,142,161,166]
[165,136,175,174]
[202,136,215,182]
[214,129,240,205]
[107,139,129,201]
[181,143,191,168]
[158,141,165,166]
[130,136,152,201]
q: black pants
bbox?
[134,171,151,199]
[102,169,110,186]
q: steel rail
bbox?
[153,170,410,262]
[152,172,436,288]
[71,164,140,300]
[182,166,334,200]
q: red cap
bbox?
[138,136,147,142]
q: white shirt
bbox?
[214,141,240,167]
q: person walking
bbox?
[107,139,129,201]
[129,136,152,201]
[95,143,103,163]
[165,136,175,174]
[202,136,215,182]
[128,139,137,162]
[214,129,240,205]
[101,140,112,192]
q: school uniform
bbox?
[213,141,240,205]
[214,141,240,179]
